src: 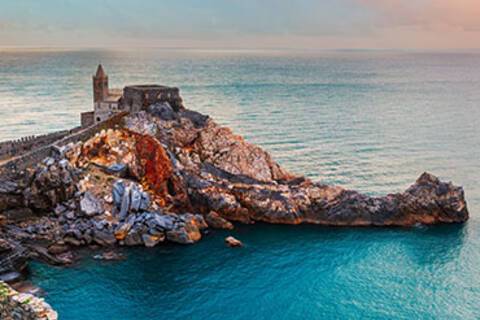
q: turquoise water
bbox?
[1,49,480,319]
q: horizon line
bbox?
[1,45,480,54]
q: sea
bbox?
[0,49,479,319]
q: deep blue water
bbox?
[1,49,480,319]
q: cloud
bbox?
[357,0,480,31]
[1,0,480,49]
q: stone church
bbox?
[81,65,183,127]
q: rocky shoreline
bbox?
[0,102,469,317]
[0,281,57,320]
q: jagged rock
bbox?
[93,230,116,246]
[0,271,23,283]
[27,244,72,266]
[0,281,58,320]
[148,102,178,121]
[48,242,69,255]
[63,236,82,247]
[80,192,103,217]
[182,213,208,230]
[106,163,128,177]
[124,224,146,246]
[142,234,165,247]
[64,211,76,220]
[205,211,234,230]
[113,180,150,220]
[225,236,243,247]
[54,204,67,216]
[23,157,78,211]
[112,180,125,208]
[11,281,45,297]
[0,102,470,286]
[124,110,159,136]
[165,214,205,244]
[194,123,293,182]
[150,214,176,231]
[43,157,55,166]
[114,215,136,240]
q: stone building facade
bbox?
[80,65,183,127]
[122,85,183,112]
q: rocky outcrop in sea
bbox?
[0,102,469,285]
[0,281,57,320]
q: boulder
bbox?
[48,242,70,255]
[150,213,176,231]
[114,215,136,241]
[148,102,178,121]
[205,211,234,230]
[63,236,82,247]
[225,236,243,247]
[106,163,128,177]
[93,230,117,246]
[0,271,23,283]
[166,215,204,244]
[142,234,165,248]
[112,180,151,219]
[80,192,103,217]
[124,225,146,246]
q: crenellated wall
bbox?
[0,112,128,179]
[0,131,72,161]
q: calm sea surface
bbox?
[1,49,479,319]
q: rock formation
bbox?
[225,236,243,247]
[0,101,469,281]
[0,281,57,320]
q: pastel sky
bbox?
[1,0,479,49]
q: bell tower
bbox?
[93,64,109,103]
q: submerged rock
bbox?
[93,250,125,261]
[225,236,243,247]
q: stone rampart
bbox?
[0,113,128,179]
[0,131,71,161]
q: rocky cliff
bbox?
[0,102,469,276]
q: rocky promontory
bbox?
[0,101,469,285]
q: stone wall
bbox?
[81,111,94,127]
[0,131,72,161]
[0,112,128,179]
[0,282,57,320]
[122,85,183,112]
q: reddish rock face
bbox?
[131,131,173,194]
[72,129,190,210]
[129,109,468,228]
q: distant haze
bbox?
[1,0,480,50]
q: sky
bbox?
[1,0,479,50]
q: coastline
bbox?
[0,84,470,318]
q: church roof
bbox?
[95,64,106,78]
